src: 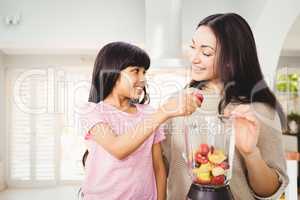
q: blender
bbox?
[184,112,235,200]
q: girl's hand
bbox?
[229,104,261,157]
[160,88,203,118]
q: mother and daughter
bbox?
[79,13,288,200]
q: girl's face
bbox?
[115,66,146,101]
[189,25,218,82]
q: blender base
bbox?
[187,183,234,200]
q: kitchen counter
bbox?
[285,151,299,200]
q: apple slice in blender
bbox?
[196,172,211,185]
[212,166,225,177]
[218,161,230,170]
[192,168,199,176]
[195,152,208,164]
[198,162,213,173]
[208,149,227,164]
[199,144,210,156]
[211,175,225,185]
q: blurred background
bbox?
[0,0,300,199]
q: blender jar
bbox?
[184,114,235,187]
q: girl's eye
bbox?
[133,68,139,73]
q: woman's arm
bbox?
[152,143,167,200]
[242,148,280,197]
[230,104,286,197]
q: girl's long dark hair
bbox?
[189,13,286,130]
[82,42,151,167]
[88,41,150,103]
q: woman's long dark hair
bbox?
[82,42,151,167]
[189,13,286,130]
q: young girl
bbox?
[163,13,289,200]
[79,41,202,200]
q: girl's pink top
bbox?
[79,101,165,200]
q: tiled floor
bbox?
[0,185,80,200]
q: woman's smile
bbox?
[192,65,207,73]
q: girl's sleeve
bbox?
[251,103,289,200]
[79,103,108,141]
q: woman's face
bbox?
[189,25,218,82]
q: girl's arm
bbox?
[90,89,202,160]
[91,109,167,160]
[152,143,167,200]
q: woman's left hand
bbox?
[228,104,261,157]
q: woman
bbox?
[163,13,289,200]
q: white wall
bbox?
[3,55,94,69]
[0,51,6,191]
[283,13,300,52]
[182,0,238,45]
[0,0,145,53]
[277,56,300,69]
[254,0,300,87]
[0,0,299,78]
[1,0,270,52]
[181,0,267,45]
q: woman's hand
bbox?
[160,88,203,118]
[229,104,261,157]
[229,104,282,197]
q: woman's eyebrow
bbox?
[192,39,215,51]
[200,45,215,51]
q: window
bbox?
[6,67,91,187]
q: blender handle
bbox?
[182,153,188,163]
[184,126,191,167]
[184,125,194,178]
